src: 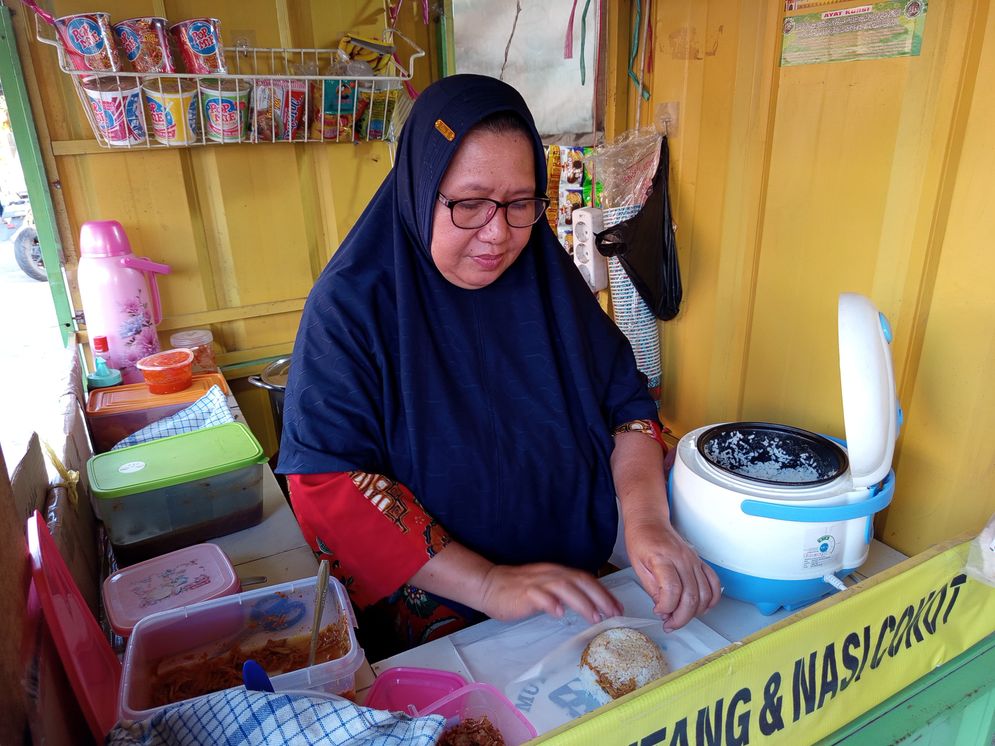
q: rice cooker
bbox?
[669,293,900,614]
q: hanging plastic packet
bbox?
[338,32,395,75]
[557,147,586,254]
[583,129,661,209]
[544,145,561,234]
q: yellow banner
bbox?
[538,539,995,745]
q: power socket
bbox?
[571,207,608,292]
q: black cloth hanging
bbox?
[595,136,683,320]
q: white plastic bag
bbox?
[965,513,995,587]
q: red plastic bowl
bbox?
[136,348,194,394]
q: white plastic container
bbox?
[120,574,363,721]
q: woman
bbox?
[278,75,719,657]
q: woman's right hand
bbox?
[479,563,623,624]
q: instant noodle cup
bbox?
[81,76,147,146]
[142,78,200,146]
[55,12,122,72]
[199,78,251,143]
[170,18,227,74]
[113,17,175,73]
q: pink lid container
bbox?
[102,543,240,638]
[365,667,468,714]
[419,683,537,745]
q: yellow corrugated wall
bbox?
[616,0,995,554]
[15,1,437,453]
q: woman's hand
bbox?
[479,563,623,624]
[409,541,621,625]
[624,517,720,632]
[611,429,721,632]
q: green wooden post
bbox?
[0,5,74,346]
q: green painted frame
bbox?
[0,4,74,346]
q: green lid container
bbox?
[88,422,266,499]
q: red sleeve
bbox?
[287,471,450,608]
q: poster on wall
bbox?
[780,0,927,67]
[452,0,600,141]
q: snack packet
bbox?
[356,85,401,141]
[254,78,307,141]
[338,32,395,75]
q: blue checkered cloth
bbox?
[112,385,235,450]
[107,689,447,745]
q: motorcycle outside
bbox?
[11,204,44,282]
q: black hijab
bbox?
[278,75,656,572]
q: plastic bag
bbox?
[965,513,995,587]
[583,129,661,209]
[595,137,683,320]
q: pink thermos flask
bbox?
[77,220,171,384]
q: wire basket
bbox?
[35,15,423,149]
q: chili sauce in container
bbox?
[169,18,227,74]
[142,77,200,145]
[55,12,122,72]
[113,17,175,73]
[81,76,146,146]
[199,78,251,143]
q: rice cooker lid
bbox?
[838,293,899,488]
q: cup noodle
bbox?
[199,78,251,143]
[55,12,122,72]
[170,18,227,74]
[143,78,200,145]
[113,17,175,74]
[81,76,146,146]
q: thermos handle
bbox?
[121,256,170,326]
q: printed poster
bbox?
[781,1,927,67]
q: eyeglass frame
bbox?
[437,192,551,230]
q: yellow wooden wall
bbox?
[14,0,437,452]
[16,1,993,553]
[618,0,995,555]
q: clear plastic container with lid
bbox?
[169,329,218,373]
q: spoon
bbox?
[242,659,274,693]
[308,559,330,668]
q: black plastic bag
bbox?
[594,137,682,321]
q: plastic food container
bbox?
[169,329,218,373]
[420,683,537,745]
[87,422,267,565]
[137,348,194,394]
[102,543,240,638]
[86,372,229,453]
[365,667,467,713]
[120,574,363,721]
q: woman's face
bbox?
[430,129,536,289]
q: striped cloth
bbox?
[107,689,447,746]
[112,385,235,450]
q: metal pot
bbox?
[248,357,290,447]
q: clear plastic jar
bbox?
[169,329,218,373]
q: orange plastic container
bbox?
[86,373,229,452]
[136,348,194,394]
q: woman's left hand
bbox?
[624,517,721,632]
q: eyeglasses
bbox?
[438,193,551,230]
